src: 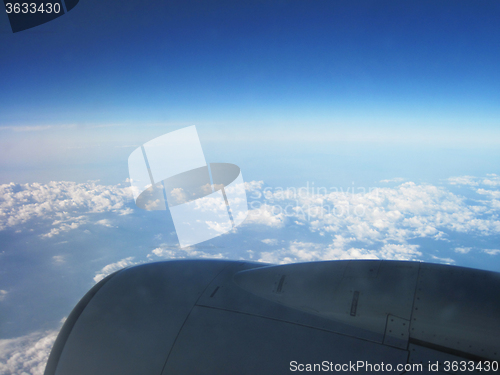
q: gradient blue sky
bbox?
[1,0,500,187]
[1,0,499,124]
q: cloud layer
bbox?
[242,175,500,263]
[1,175,500,374]
[0,181,133,237]
[0,330,58,375]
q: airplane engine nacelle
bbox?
[44,260,500,375]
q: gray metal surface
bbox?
[383,315,410,349]
[44,272,119,375]
[233,260,419,342]
[409,263,500,361]
[162,305,408,375]
[45,259,500,375]
[197,260,380,342]
[51,260,229,375]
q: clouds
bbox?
[93,244,229,284]
[93,245,228,283]
[148,245,226,261]
[448,174,500,188]
[261,238,279,245]
[483,249,500,255]
[2,175,499,266]
[245,203,286,228]
[430,255,455,264]
[256,240,422,265]
[477,189,500,199]
[0,181,134,237]
[447,176,480,186]
[3,175,495,254]
[93,257,141,283]
[52,255,66,265]
[95,219,115,228]
[0,330,58,375]
[13,174,491,271]
[94,248,227,283]
[377,243,422,260]
[246,179,500,241]
[240,176,500,266]
[380,177,405,183]
[455,247,500,256]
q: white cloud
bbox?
[6,177,496,251]
[169,188,188,205]
[331,235,355,250]
[245,178,500,249]
[144,198,165,210]
[483,249,500,255]
[52,255,65,264]
[0,290,7,302]
[94,246,228,286]
[481,174,500,187]
[205,220,233,234]
[261,239,278,245]
[95,219,114,228]
[430,255,455,264]
[94,245,228,285]
[380,177,405,183]
[447,176,479,186]
[117,207,134,215]
[3,177,499,273]
[447,175,500,188]
[454,247,472,254]
[244,203,286,228]
[41,216,88,238]
[245,180,264,192]
[257,240,420,264]
[147,245,226,261]
[0,330,58,375]
[0,181,134,237]
[377,243,422,260]
[93,257,140,283]
[476,188,500,199]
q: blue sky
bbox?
[1,0,500,126]
[1,1,500,373]
[1,0,500,187]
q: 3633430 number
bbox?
[5,3,61,14]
